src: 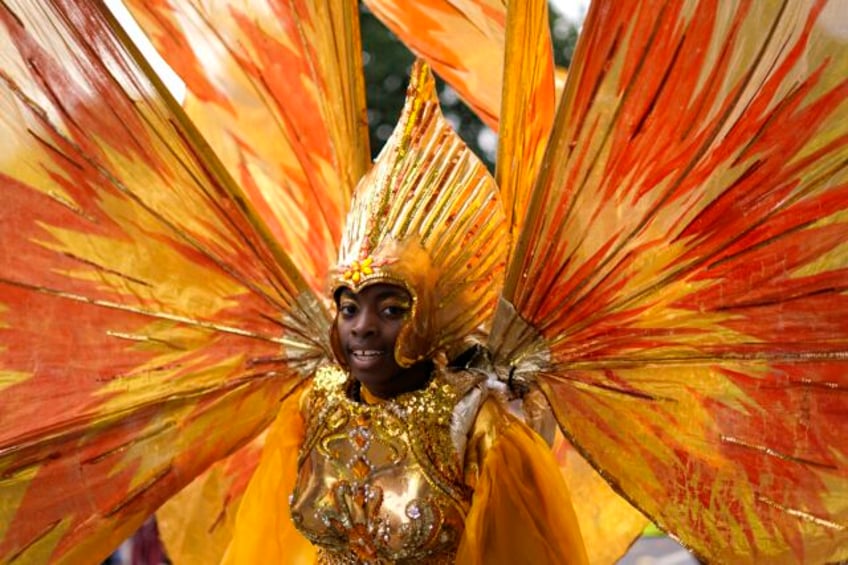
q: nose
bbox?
[350,307,377,337]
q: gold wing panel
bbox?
[156,438,264,564]
[0,1,328,561]
[495,0,556,258]
[552,432,648,565]
[124,0,370,293]
[497,1,848,562]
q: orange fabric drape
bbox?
[458,413,589,565]
[222,390,317,564]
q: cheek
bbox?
[335,320,350,344]
[386,321,407,348]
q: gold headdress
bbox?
[330,60,508,368]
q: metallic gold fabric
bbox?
[330,61,508,367]
[315,548,455,565]
[493,1,848,562]
[290,365,484,563]
[495,0,556,260]
[123,0,370,294]
[223,363,590,564]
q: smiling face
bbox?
[335,283,431,399]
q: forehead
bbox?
[337,283,410,302]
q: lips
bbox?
[348,348,387,369]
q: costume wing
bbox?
[155,435,265,564]
[493,3,648,561]
[123,0,370,293]
[0,2,329,562]
[551,431,648,564]
[491,1,848,562]
[364,0,513,130]
[494,0,556,258]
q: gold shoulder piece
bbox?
[313,365,348,392]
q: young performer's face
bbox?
[336,283,412,396]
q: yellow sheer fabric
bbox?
[222,389,316,565]
[458,400,588,565]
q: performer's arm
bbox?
[457,398,588,565]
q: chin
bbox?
[352,371,390,389]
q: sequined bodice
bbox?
[290,366,483,564]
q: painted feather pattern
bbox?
[495,1,848,562]
[122,0,370,294]
[0,1,327,561]
[1,0,846,564]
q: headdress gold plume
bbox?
[330,60,508,367]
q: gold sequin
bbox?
[290,365,483,563]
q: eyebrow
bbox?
[376,291,410,302]
[338,289,410,302]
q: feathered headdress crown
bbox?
[330,60,508,368]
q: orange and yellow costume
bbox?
[226,365,586,564]
[1,1,847,564]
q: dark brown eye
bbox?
[338,302,358,317]
[382,304,409,318]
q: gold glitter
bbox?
[290,365,482,563]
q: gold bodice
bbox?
[289,366,485,564]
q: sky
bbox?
[550,0,591,25]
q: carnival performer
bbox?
[1,1,846,564]
[222,62,588,564]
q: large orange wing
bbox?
[122,0,370,293]
[494,4,646,561]
[154,435,265,564]
[0,1,329,562]
[552,431,647,564]
[495,0,556,258]
[492,0,848,562]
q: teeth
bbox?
[353,350,383,357]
